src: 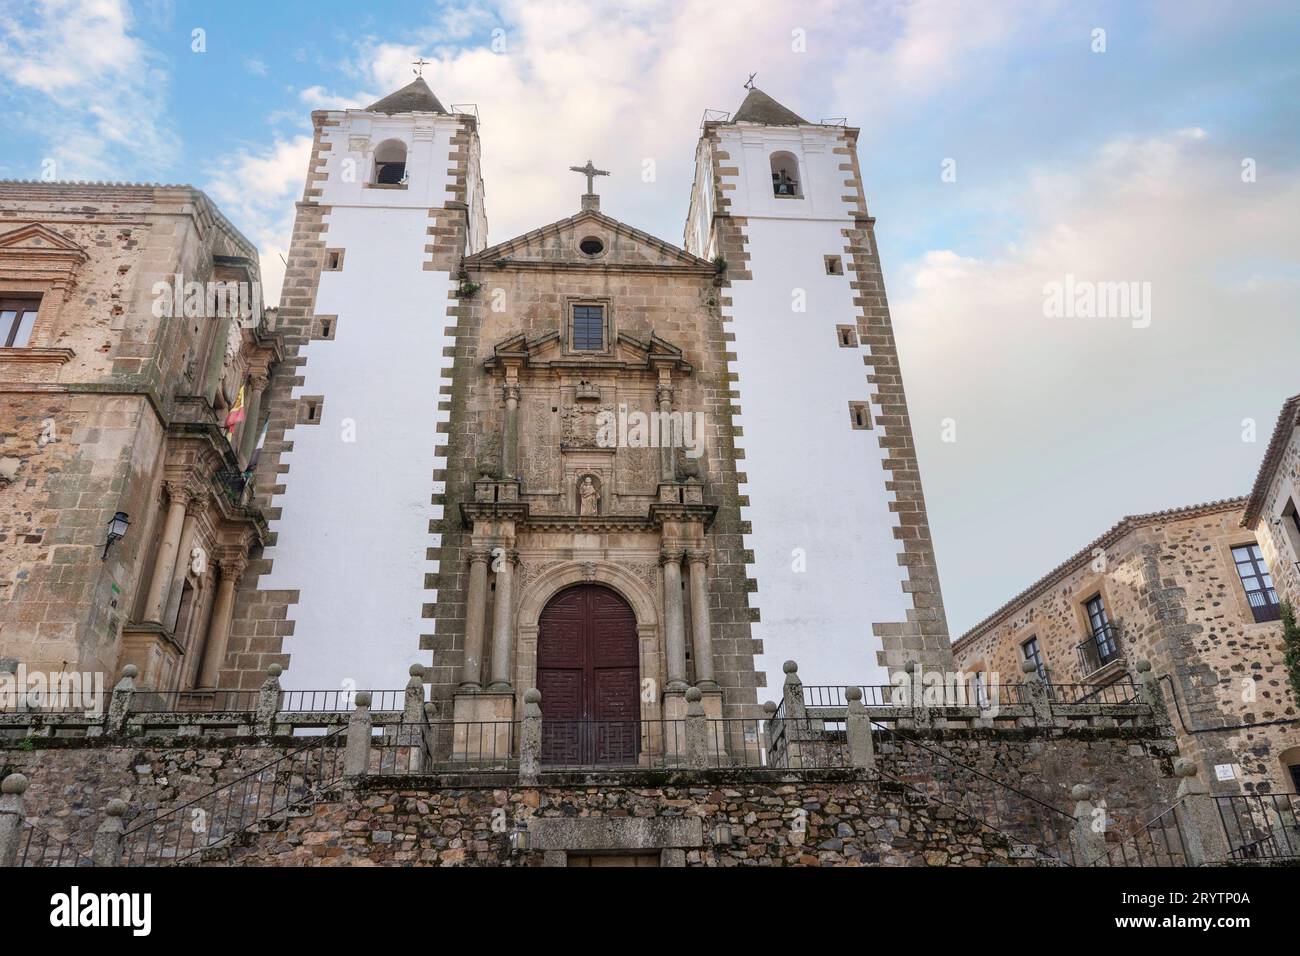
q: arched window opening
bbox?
[770,151,801,197]
[373,139,408,185]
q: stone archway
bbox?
[514,561,662,733]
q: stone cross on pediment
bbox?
[569,159,609,195]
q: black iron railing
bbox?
[1216,793,1300,860]
[120,725,347,865]
[1094,800,1189,866]
[17,821,94,867]
[1076,623,1122,675]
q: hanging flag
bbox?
[246,417,270,474]
[225,384,246,440]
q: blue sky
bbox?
[2,0,1298,639]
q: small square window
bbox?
[848,401,872,430]
[313,316,337,341]
[824,255,844,276]
[1,296,41,348]
[571,304,605,351]
[299,396,324,425]
[836,325,856,348]
[323,249,344,272]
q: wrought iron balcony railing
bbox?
[1076,623,1122,676]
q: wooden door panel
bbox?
[537,584,640,765]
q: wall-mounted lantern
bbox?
[102,511,130,560]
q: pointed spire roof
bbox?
[364,76,447,115]
[731,87,807,126]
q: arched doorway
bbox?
[537,584,639,764]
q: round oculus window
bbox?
[578,236,605,256]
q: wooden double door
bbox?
[536,584,640,765]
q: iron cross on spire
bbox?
[744,72,757,89]
[412,57,430,76]
[569,159,609,195]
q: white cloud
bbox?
[205,136,314,305]
[890,128,1300,631]
[0,0,173,179]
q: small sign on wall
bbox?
[1214,763,1238,782]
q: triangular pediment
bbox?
[0,223,88,258]
[466,209,714,272]
[485,329,692,373]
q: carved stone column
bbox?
[238,371,269,466]
[197,556,246,689]
[487,550,518,691]
[657,382,675,482]
[460,549,492,690]
[661,549,688,692]
[501,382,521,479]
[143,482,195,624]
[686,549,717,688]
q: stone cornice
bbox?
[1243,392,1300,527]
[953,497,1249,652]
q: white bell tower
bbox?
[685,87,951,689]
[253,76,487,689]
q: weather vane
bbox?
[744,72,757,89]
[412,57,430,76]
[569,159,610,195]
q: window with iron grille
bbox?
[1084,594,1118,665]
[1232,543,1281,623]
[1021,636,1047,682]
[571,304,605,351]
[0,296,40,348]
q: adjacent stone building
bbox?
[1243,392,1300,613]
[0,181,278,692]
[951,498,1300,793]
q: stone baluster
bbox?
[1171,758,1231,866]
[92,799,127,867]
[1021,659,1053,725]
[487,550,518,691]
[1070,783,1108,866]
[0,773,28,868]
[660,550,688,692]
[686,549,716,688]
[460,549,492,690]
[684,687,708,769]
[519,688,543,785]
[845,686,876,770]
[254,664,282,738]
[106,665,137,737]
[345,692,373,776]
[142,482,195,623]
[197,556,246,689]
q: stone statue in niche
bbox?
[578,475,601,515]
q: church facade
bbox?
[234,78,952,745]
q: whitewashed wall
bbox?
[261,109,471,690]
[711,123,908,691]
